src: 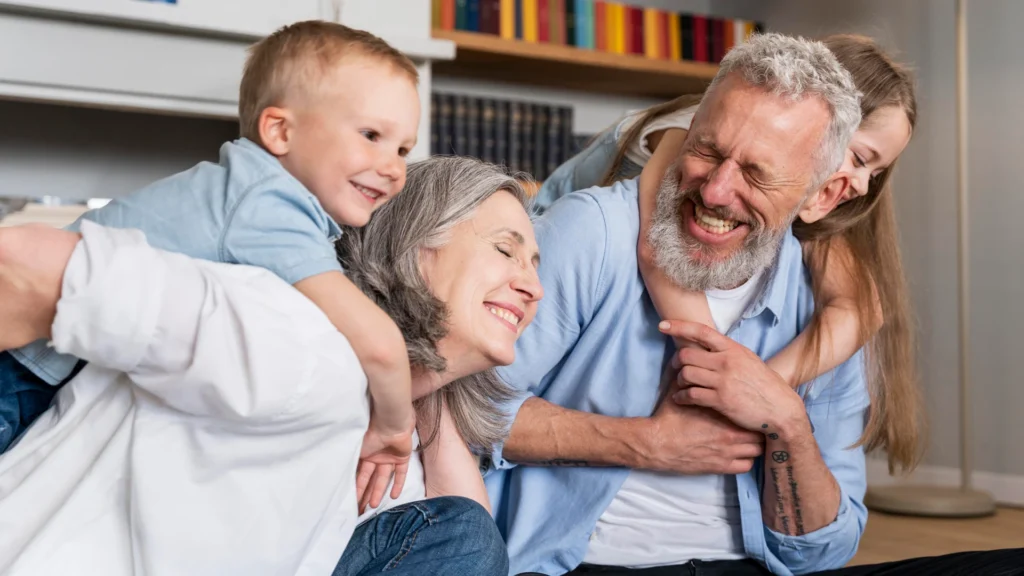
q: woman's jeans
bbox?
[334,496,509,576]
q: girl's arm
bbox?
[637,128,717,348]
[767,237,884,388]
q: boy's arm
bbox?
[294,272,416,440]
[768,237,884,388]
[636,128,716,346]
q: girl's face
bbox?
[837,105,913,202]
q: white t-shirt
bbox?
[0,222,369,576]
[618,104,699,167]
[583,271,765,568]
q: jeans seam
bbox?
[381,501,439,570]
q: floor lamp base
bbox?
[865,485,997,517]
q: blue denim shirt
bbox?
[486,179,870,576]
[534,120,640,214]
[12,138,343,384]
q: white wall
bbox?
[434,0,714,136]
[714,0,1024,483]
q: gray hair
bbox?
[708,32,862,190]
[336,156,530,451]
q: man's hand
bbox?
[0,225,81,351]
[644,392,764,475]
[662,320,808,434]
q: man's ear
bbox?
[257,106,294,157]
[798,173,851,224]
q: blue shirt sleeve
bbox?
[220,185,342,285]
[763,354,871,574]
[489,190,610,469]
[534,129,620,214]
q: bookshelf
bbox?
[432,29,718,99]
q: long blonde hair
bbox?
[602,35,923,472]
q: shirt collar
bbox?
[234,138,344,239]
[742,227,801,327]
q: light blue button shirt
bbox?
[486,179,870,576]
[12,138,343,384]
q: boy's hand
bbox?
[355,415,415,513]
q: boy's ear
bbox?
[257,106,294,156]
[798,173,851,224]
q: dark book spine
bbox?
[545,104,562,179]
[453,95,469,155]
[705,16,715,63]
[565,0,576,46]
[438,93,454,154]
[467,97,481,158]
[560,106,574,164]
[520,103,535,176]
[515,0,524,39]
[680,14,693,60]
[495,100,509,166]
[481,98,497,163]
[481,0,501,34]
[531,104,547,179]
[456,0,469,30]
[631,6,644,55]
[713,17,725,62]
[467,0,481,31]
[508,101,523,172]
[754,21,765,34]
[430,92,439,155]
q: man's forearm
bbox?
[503,397,652,468]
[761,414,841,536]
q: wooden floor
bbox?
[849,507,1024,566]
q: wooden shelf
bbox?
[431,29,718,99]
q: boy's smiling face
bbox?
[266,55,421,227]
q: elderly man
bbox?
[485,33,1022,576]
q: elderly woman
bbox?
[0,157,540,576]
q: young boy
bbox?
[0,21,420,485]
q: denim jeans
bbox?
[0,351,62,453]
[334,496,509,576]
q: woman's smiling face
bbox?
[419,190,543,382]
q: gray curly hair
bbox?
[336,156,530,451]
[709,32,862,190]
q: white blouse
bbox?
[0,222,370,576]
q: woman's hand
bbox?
[0,225,81,351]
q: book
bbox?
[523,0,539,42]
[495,100,509,166]
[546,104,562,179]
[713,17,725,62]
[577,0,593,49]
[467,97,481,158]
[565,0,577,46]
[442,0,456,29]
[659,10,671,60]
[692,14,707,62]
[453,95,469,155]
[500,0,515,38]
[733,18,746,46]
[430,92,439,154]
[668,11,682,60]
[705,16,715,63]
[432,0,442,29]
[467,0,481,31]
[456,0,468,30]
[508,101,523,171]
[538,0,549,42]
[437,93,454,154]
[520,103,535,175]
[642,8,658,58]
[532,104,547,179]
[594,1,606,51]
[516,0,524,39]
[481,98,497,163]
[560,107,574,171]
[480,0,501,34]
[724,17,735,54]
[680,14,693,60]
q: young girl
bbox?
[538,34,922,472]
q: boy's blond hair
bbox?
[239,20,419,142]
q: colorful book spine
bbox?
[523,0,539,41]
[622,5,632,55]
[538,0,550,43]
[441,0,456,29]
[550,0,565,45]
[692,14,707,62]
[668,12,681,61]
[467,0,480,31]
[500,0,515,38]
[713,17,726,62]
[723,17,735,54]
[612,3,626,54]
[632,6,645,55]
[744,20,755,41]
[733,18,746,46]
[583,0,595,48]
[642,8,658,58]
[594,1,606,51]
[515,0,524,39]
[433,0,442,29]
[455,0,468,30]
[658,10,670,59]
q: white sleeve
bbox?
[50,220,357,423]
[620,104,699,166]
